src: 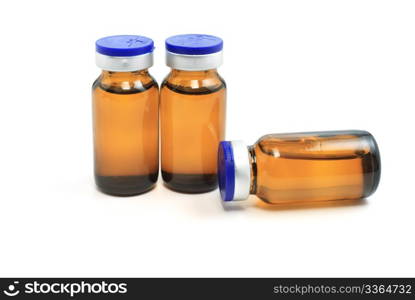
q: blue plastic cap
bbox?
[166,34,223,55]
[218,141,235,201]
[96,35,154,57]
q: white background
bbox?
[0,0,414,277]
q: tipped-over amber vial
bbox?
[93,35,159,196]
[218,130,381,204]
[160,34,226,193]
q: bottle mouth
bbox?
[218,141,251,202]
[218,141,236,201]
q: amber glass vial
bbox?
[93,35,159,196]
[218,130,381,204]
[160,34,226,193]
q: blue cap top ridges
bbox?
[218,141,235,201]
[166,34,223,55]
[96,35,154,57]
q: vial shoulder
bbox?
[148,73,159,89]
[92,74,102,91]
[217,72,226,88]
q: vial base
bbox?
[162,171,217,193]
[95,173,158,196]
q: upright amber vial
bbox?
[161,34,226,193]
[218,130,381,204]
[93,35,159,196]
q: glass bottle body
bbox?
[160,69,226,193]
[249,130,380,204]
[92,70,159,196]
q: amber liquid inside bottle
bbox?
[249,131,381,204]
[160,69,226,193]
[92,70,159,196]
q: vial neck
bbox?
[169,69,219,79]
[100,69,150,81]
[248,146,258,195]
